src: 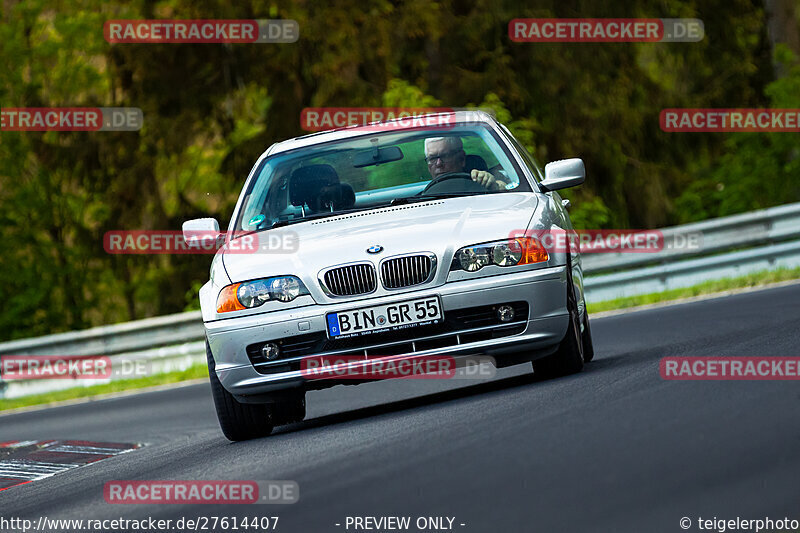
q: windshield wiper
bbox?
[235,209,366,237]
[239,195,488,236]
[268,208,369,228]
[390,191,490,206]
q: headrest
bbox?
[316,183,356,212]
[465,154,488,172]
[289,164,340,209]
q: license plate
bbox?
[326,296,442,339]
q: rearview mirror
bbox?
[353,145,403,168]
[540,158,585,192]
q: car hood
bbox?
[222,193,539,294]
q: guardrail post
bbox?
[0,355,6,399]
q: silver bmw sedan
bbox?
[183,111,593,440]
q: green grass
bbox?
[587,267,800,314]
[0,363,209,412]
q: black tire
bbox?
[582,306,595,362]
[206,341,275,441]
[532,255,584,378]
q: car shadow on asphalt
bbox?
[271,374,534,436]
[270,360,608,437]
[270,342,677,437]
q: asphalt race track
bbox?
[2,283,799,533]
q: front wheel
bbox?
[206,341,275,441]
[532,255,585,378]
[582,306,595,362]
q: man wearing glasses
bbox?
[424,137,508,191]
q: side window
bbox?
[461,130,526,191]
[462,136,500,168]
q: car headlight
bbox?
[451,237,549,272]
[268,276,303,302]
[456,247,491,272]
[216,276,309,313]
[492,242,523,266]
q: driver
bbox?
[424,137,508,191]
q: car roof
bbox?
[264,110,499,157]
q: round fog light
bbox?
[497,305,515,323]
[261,342,280,361]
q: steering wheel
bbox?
[420,171,488,195]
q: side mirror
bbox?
[540,158,585,192]
[182,218,221,247]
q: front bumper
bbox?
[205,265,570,400]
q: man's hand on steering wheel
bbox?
[470,169,507,191]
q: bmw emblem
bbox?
[367,245,383,254]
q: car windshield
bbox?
[233,122,531,234]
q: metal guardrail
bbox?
[0,311,203,358]
[583,239,800,302]
[2,202,800,399]
[582,201,800,301]
[581,201,800,275]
